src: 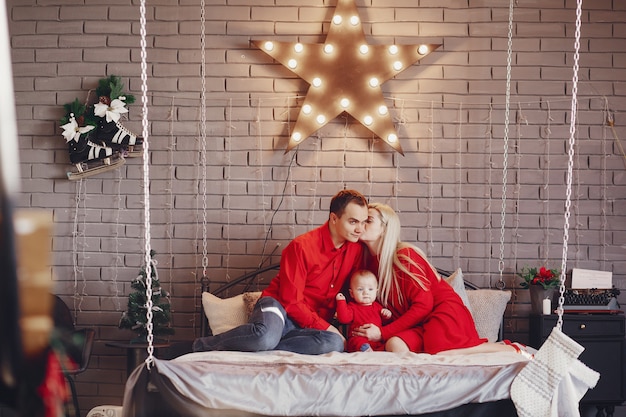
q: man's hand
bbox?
[336,293,346,301]
[353,323,382,342]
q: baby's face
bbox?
[349,275,378,306]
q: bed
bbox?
[120,265,592,417]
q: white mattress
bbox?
[123,350,528,416]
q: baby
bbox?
[336,269,391,352]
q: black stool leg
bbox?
[65,375,80,417]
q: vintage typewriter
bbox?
[562,287,621,311]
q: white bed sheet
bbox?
[128,350,529,416]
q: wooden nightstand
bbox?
[529,313,626,416]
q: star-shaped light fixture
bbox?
[252,0,440,155]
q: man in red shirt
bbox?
[193,189,368,354]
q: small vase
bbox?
[529,285,555,315]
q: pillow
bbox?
[466,289,511,342]
[444,268,472,314]
[243,291,262,318]
[202,291,262,335]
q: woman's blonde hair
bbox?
[368,203,440,307]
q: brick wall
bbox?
[6,0,626,414]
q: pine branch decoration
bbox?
[96,75,135,104]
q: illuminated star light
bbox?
[252,0,441,155]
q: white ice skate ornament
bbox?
[60,76,142,179]
[60,108,124,180]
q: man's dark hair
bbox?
[329,189,367,217]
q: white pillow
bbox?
[444,268,472,314]
[201,291,262,335]
[466,289,511,342]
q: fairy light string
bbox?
[225,98,233,279]
[542,101,554,264]
[368,138,374,200]
[308,136,320,226]
[484,103,494,284]
[601,98,609,271]
[511,104,525,276]
[113,165,123,311]
[71,179,86,324]
[426,101,435,258]
[455,103,463,269]
[167,98,175,300]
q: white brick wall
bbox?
[7,0,626,414]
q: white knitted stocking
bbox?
[511,327,590,417]
[550,359,600,416]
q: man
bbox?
[193,189,368,354]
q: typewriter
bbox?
[562,287,621,311]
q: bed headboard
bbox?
[200,264,507,342]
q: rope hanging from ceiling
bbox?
[138,0,155,366]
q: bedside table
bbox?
[529,313,626,416]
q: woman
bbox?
[355,202,530,357]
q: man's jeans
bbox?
[192,296,344,355]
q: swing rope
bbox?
[497,0,514,290]
[199,0,209,279]
[556,0,583,330]
[510,6,599,412]
[138,0,155,367]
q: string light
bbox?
[251,0,441,154]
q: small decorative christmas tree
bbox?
[119,250,174,343]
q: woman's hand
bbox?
[353,323,382,342]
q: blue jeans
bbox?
[192,296,344,354]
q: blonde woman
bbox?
[355,203,530,357]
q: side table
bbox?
[105,341,170,377]
[529,313,626,417]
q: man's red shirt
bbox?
[262,221,364,330]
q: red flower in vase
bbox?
[518,266,561,289]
